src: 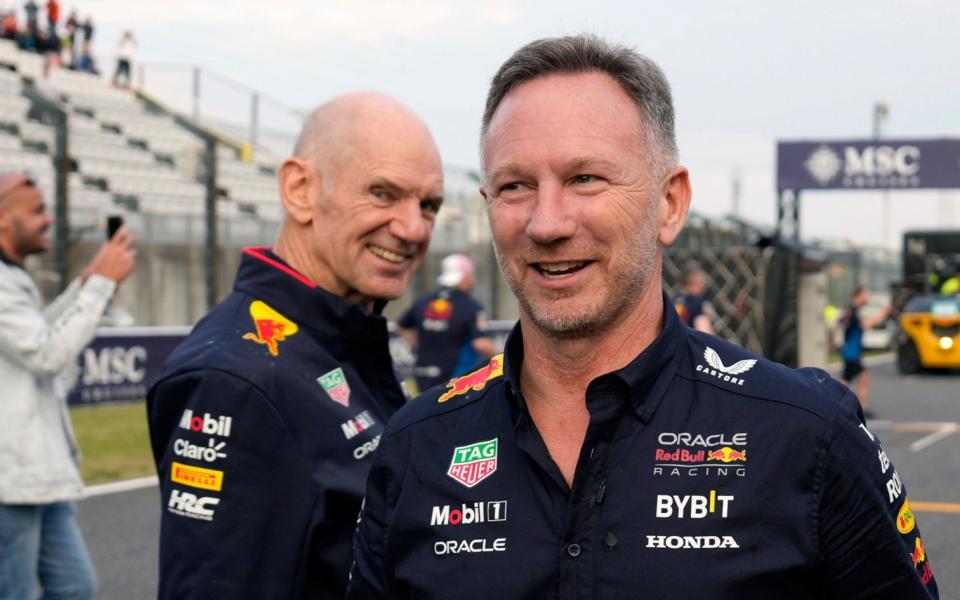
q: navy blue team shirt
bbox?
[148,247,405,599]
[399,287,487,392]
[348,292,938,599]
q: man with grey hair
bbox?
[348,35,937,598]
[148,92,443,599]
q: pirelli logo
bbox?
[171,461,224,492]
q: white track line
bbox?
[82,475,158,498]
[910,423,960,453]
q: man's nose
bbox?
[388,198,431,245]
[525,183,577,244]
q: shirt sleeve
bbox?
[0,273,114,376]
[347,428,407,599]
[816,397,939,599]
[148,370,319,599]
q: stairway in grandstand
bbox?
[0,38,282,236]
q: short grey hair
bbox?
[481,34,678,175]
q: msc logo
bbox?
[243,300,298,356]
[431,501,507,526]
[656,490,734,519]
[646,535,739,550]
[171,462,224,492]
[178,409,233,438]
[167,490,219,521]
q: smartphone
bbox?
[106,215,123,240]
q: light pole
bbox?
[873,101,890,247]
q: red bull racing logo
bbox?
[242,300,298,356]
[438,354,504,403]
[448,438,498,488]
[425,298,453,320]
[707,447,747,463]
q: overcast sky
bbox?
[73,0,960,248]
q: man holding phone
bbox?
[0,172,136,600]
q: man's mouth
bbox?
[368,244,409,264]
[533,261,591,278]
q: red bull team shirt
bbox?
[148,247,405,599]
[348,293,939,599]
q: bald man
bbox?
[146,93,444,599]
[0,173,135,600]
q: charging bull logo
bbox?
[707,447,747,463]
[438,355,504,403]
[242,300,299,356]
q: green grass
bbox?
[70,401,156,486]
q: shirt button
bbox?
[566,543,582,558]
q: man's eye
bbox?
[573,174,597,184]
[371,187,389,200]
[421,199,441,215]
[499,182,523,193]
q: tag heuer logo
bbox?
[318,367,351,407]
[448,438,498,488]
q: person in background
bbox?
[674,260,714,333]
[398,253,496,393]
[0,173,136,600]
[835,285,892,419]
[112,30,135,88]
[44,0,57,37]
[80,14,92,44]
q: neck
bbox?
[273,224,373,312]
[519,279,665,409]
[0,238,23,266]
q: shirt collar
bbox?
[233,246,390,359]
[503,289,683,423]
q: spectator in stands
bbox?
[398,253,496,393]
[80,13,91,43]
[23,0,38,39]
[674,260,715,333]
[1,7,17,41]
[111,29,135,88]
[77,39,96,74]
[64,8,77,66]
[147,92,444,599]
[0,172,137,600]
[44,0,57,38]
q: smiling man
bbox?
[348,36,939,599]
[147,92,443,599]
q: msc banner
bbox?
[777,138,960,190]
[65,327,190,406]
[66,322,517,406]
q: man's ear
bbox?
[657,166,692,247]
[279,157,318,225]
